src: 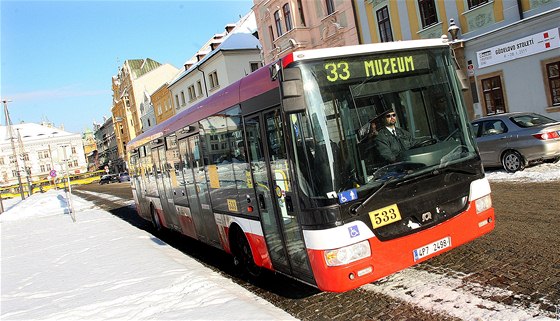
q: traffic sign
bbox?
[49,169,57,178]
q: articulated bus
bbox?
[126,39,495,292]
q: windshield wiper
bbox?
[350,175,398,215]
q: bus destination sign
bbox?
[322,53,429,83]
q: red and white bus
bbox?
[126,38,495,292]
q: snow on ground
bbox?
[484,161,560,182]
[0,190,297,321]
[1,162,558,321]
[363,268,555,321]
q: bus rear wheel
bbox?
[231,227,261,278]
[150,205,163,233]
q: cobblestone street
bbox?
[75,179,560,320]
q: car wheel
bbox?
[502,150,525,173]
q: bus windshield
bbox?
[288,47,479,200]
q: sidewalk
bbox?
[1,190,297,320]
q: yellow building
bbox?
[111,59,179,169]
[152,83,176,125]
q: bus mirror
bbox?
[281,68,307,113]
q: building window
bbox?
[250,62,262,72]
[197,80,203,97]
[468,0,488,10]
[208,71,219,90]
[325,0,335,15]
[297,0,306,26]
[274,10,283,36]
[268,25,275,48]
[71,146,76,154]
[481,75,506,115]
[545,60,560,106]
[283,4,293,32]
[418,0,438,28]
[180,91,186,105]
[0,157,4,165]
[147,119,151,127]
[377,6,393,42]
[188,85,196,101]
[175,95,180,108]
[12,169,18,177]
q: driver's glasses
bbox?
[386,113,397,118]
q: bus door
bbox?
[245,108,313,282]
[156,145,180,230]
[186,135,221,247]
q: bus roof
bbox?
[282,38,451,67]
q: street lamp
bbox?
[448,18,460,41]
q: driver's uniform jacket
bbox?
[374,127,414,163]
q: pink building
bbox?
[252,0,360,64]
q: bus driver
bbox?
[374,109,415,164]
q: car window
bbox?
[510,113,557,128]
[482,120,507,136]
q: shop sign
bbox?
[476,28,559,68]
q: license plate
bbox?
[413,236,452,261]
[369,204,401,229]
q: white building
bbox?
[169,11,262,114]
[0,123,87,187]
[139,89,156,132]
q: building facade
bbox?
[82,128,97,172]
[152,82,176,124]
[139,89,156,132]
[0,123,87,187]
[353,0,560,120]
[252,0,360,64]
[169,11,262,114]
[93,117,119,174]
[111,59,179,169]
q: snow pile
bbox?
[0,190,297,321]
[485,162,560,182]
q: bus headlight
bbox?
[325,240,371,266]
[475,194,492,214]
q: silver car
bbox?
[471,112,560,172]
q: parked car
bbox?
[99,174,118,185]
[118,172,130,182]
[471,112,560,172]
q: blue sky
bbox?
[1,0,254,134]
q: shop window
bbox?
[545,60,560,106]
[481,75,506,115]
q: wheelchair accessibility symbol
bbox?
[348,225,360,238]
[338,188,357,204]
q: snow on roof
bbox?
[0,122,78,143]
[169,33,261,87]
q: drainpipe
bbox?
[197,65,209,98]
